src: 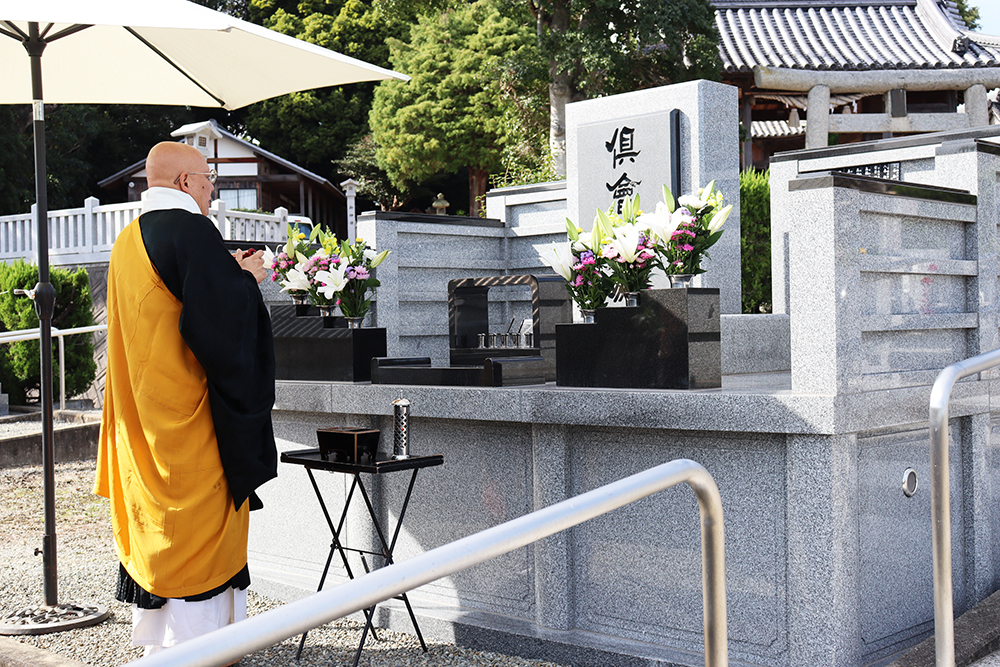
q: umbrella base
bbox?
[0,602,110,635]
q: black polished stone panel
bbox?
[271,305,387,383]
[370,356,546,387]
[447,274,571,381]
[555,288,721,390]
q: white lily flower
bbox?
[315,266,348,299]
[262,246,275,267]
[678,194,708,210]
[637,201,680,243]
[280,267,311,293]
[572,230,600,253]
[363,248,377,262]
[707,204,732,233]
[608,224,642,263]
[370,249,390,268]
[540,243,574,281]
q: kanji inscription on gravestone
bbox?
[576,110,679,227]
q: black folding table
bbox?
[280,448,444,667]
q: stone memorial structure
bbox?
[566,79,742,314]
[249,87,1000,667]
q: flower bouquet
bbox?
[265,222,319,305]
[652,181,732,276]
[541,219,615,315]
[314,236,390,323]
[592,195,662,296]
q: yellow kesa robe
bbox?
[95,218,249,599]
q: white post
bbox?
[341,178,358,241]
[30,203,38,261]
[213,199,229,239]
[275,206,289,241]
[83,196,98,255]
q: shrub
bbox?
[0,261,97,404]
[740,168,772,314]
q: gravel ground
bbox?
[0,459,563,667]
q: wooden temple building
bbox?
[99,119,347,234]
[715,0,1000,168]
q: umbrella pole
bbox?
[0,22,108,636]
[25,22,59,609]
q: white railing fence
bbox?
[0,198,297,266]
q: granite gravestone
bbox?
[566,79,741,313]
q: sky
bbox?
[974,1,1000,35]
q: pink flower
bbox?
[681,244,694,252]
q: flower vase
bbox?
[290,292,310,316]
[624,292,641,307]
[345,316,365,329]
[580,309,596,324]
[668,274,695,289]
[318,305,336,318]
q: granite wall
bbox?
[249,126,1000,667]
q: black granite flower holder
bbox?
[317,427,380,462]
[555,288,721,390]
[271,305,387,383]
[447,274,572,382]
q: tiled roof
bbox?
[715,0,1000,73]
[752,119,807,136]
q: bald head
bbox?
[146,141,215,215]
[146,142,208,188]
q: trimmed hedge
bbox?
[0,261,97,404]
[740,168,772,314]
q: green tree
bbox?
[370,0,537,215]
[0,104,225,215]
[740,168,771,314]
[539,0,720,174]
[335,134,419,211]
[957,0,980,30]
[0,107,34,215]
[0,261,97,405]
[243,0,406,182]
[378,0,721,177]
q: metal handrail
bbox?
[0,324,106,410]
[928,347,1000,667]
[127,458,728,667]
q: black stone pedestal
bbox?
[555,288,721,389]
[271,305,387,383]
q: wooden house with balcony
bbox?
[98,119,347,235]
[715,0,1000,169]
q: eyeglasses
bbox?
[173,168,218,185]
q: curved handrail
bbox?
[928,348,1000,667]
[127,458,728,667]
[0,323,106,410]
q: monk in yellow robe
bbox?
[95,141,277,656]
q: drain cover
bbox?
[0,602,110,635]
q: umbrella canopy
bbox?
[0,0,408,109]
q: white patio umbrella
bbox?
[0,0,408,635]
